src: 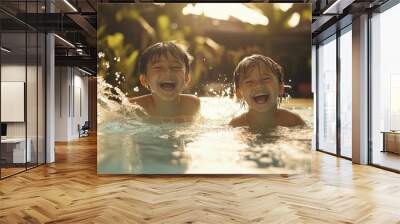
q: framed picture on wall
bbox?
[1,81,25,122]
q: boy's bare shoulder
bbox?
[129,94,152,108]
[181,94,200,103]
[277,109,305,127]
[229,113,248,127]
[180,94,200,113]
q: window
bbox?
[317,35,337,154]
[0,1,46,179]
[339,27,352,158]
[371,2,400,171]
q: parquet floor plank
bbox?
[0,135,399,223]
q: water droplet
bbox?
[159,135,169,139]
[172,151,181,157]
[98,52,105,58]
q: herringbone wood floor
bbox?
[1,135,400,224]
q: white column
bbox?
[352,14,369,164]
[46,1,55,163]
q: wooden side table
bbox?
[381,131,400,154]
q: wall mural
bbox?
[97,3,312,174]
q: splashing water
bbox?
[97,77,147,125]
[97,77,312,174]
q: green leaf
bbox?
[158,15,170,30]
[157,15,170,40]
[126,50,139,70]
[106,33,124,49]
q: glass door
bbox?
[317,35,337,154]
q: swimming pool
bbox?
[97,85,312,174]
[97,82,312,174]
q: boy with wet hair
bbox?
[229,54,305,130]
[130,41,200,122]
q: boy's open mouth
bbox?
[159,81,176,91]
[252,93,269,104]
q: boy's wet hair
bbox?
[233,54,284,89]
[138,41,192,75]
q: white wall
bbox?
[1,64,28,138]
[1,63,46,164]
[73,72,89,138]
[55,66,69,141]
[55,67,89,141]
[1,64,26,81]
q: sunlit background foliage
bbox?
[98,3,311,98]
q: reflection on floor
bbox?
[0,167,25,177]
[373,150,400,171]
[0,163,42,178]
[0,135,400,223]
